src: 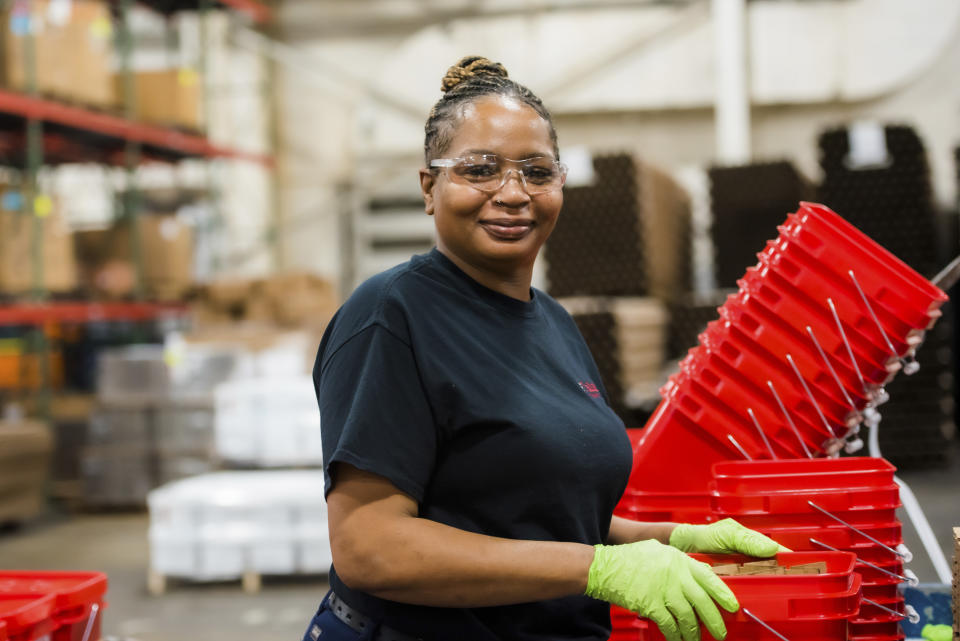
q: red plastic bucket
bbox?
[663,370,800,460]
[716,304,867,421]
[735,271,896,386]
[765,228,932,335]
[855,560,905,586]
[615,490,712,524]
[0,572,107,641]
[715,507,899,529]
[848,620,903,638]
[856,595,906,621]
[0,596,56,641]
[754,521,903,551]
[629,394,748,492]
[792,203,946,316]
[694,322,848,443]
[710,484,901,514]
[639,552,860,641]
[759,235,924,343]
[711,458,897,494]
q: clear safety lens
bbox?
[431,154,567,195]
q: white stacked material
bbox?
[148,471,331,580]
[213,376,322,467]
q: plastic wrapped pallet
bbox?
[148,471,331,581]
[81,443,154,508]
[213,376,322,467]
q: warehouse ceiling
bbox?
[275,0,697,41]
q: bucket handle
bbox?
[742,608,791,641]
[806,501,910,560]
[861,598,921,624]
[766,380,813,458]
[81,603,100,641]
[809,538,918,585]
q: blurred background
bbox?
[0,1,958,640]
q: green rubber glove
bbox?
[586,539,739,641]
[670,519,790,556]
[921,624,952,641]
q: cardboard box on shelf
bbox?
[0,419,52,523]
[140,215,194,301]
[73,214,194,301]
[0,202,78,295]
[1,0,114,108]
[192,273,338,330]
[115,69,204,132]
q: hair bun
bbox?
[441,56,508,93]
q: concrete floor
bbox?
[1,444,958,641]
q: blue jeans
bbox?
[301,591,377,641]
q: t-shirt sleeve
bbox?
[316,323,436,502]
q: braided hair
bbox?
[424,56,559,164]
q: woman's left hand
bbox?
[669,519,790,556]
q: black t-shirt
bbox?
[314,248,633,641]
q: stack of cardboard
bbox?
[192,273,338,331]
[558,297,668,416]
[48,394,95,505]
[0,419,52,524]
[710,560,827,576]
[73,214,195,301]
[0,193,78,295]
[114,69,205,132]
[0,0,114,108]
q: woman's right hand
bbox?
[585,539,738,641]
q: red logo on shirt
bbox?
[578,381,601,399]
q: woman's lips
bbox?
[479,220,533,240]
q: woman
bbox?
[305,56,783,641]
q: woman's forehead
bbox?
[447,96,554,155]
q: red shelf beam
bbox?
[0,301,189,326]
[0,90,272,167]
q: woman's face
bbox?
[420,95,563,276]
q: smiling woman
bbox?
[301,55,782,641]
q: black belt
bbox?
[327,591,423,641]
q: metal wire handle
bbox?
[809,539,917,584]
[727,433,752,460]
[747,408,777,459]
[806,502,909,560]
[81,603,100,641]
[742,608,792,641]
[785,354,835,438]
[826,298,870,397]
[849,269,919,374]
[766,380,813,458]
[862,598,921,624]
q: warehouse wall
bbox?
[275,0,960,285]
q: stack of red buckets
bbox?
[711,458,913,641]
[612,202,946,641]
[0,572,106,641]
[611,550,863,641]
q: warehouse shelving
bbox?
[0,0,275,417]
[120,0,271,24]
[0,89,272,166]
[0,301,188,326]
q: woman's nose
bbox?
[496,169,531,203]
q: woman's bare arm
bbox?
[327,462,596,608]
[606,515,679,546]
